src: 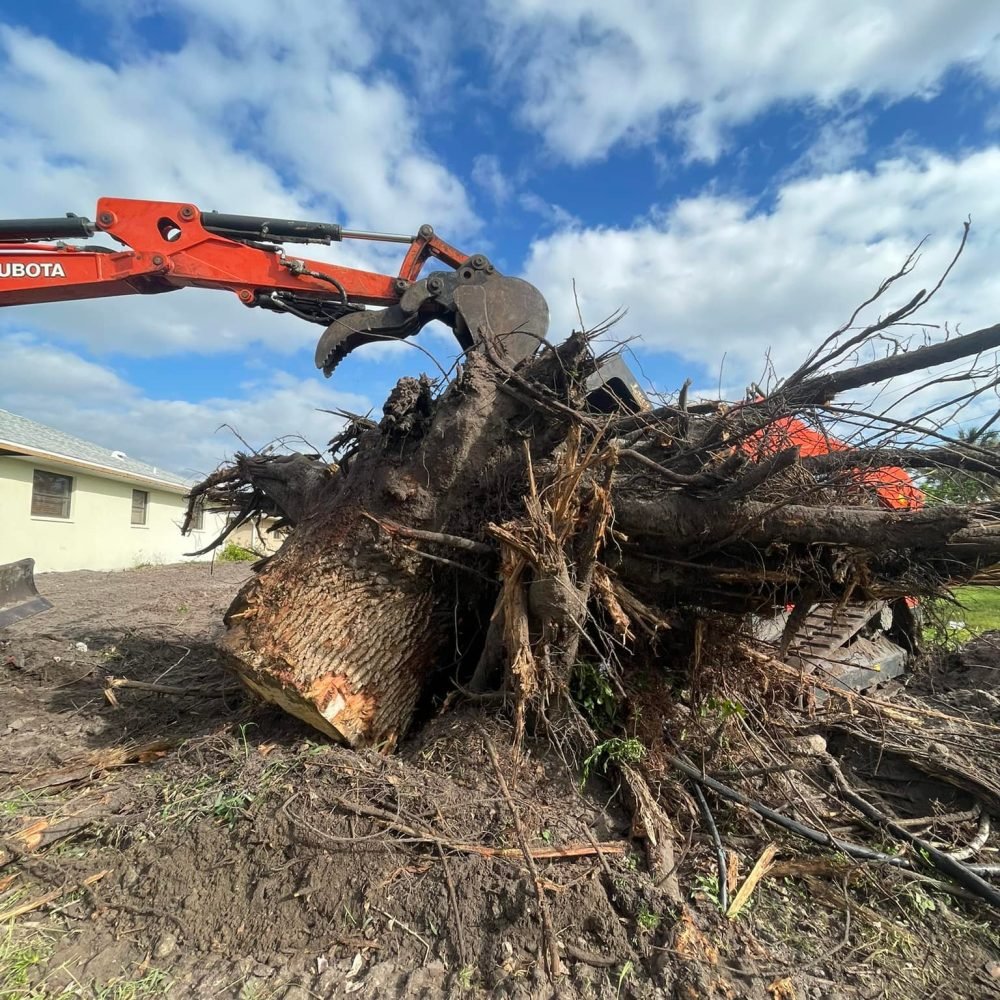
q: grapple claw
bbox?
[314,267,549,377]
[315,304,420,377]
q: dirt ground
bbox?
[2,565,1000,999]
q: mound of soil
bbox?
[1,566,999,999]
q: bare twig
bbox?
[373,906,431,965]
[436,842,468,968]
[325,794,624,860]
[479,724,563,980]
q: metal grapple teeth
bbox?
[314,304,420,377]
[313,270,550,377]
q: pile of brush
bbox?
[185,225,1000,928]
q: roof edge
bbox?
[0,440,191,494]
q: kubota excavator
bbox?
[0,197,918,690]
[0,196,556,375]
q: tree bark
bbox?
[614,497,970,552]
[216,337,588,747]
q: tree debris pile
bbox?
[187,235,1000,738]
[185,232,1000,938]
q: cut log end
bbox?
[221,542,451,748]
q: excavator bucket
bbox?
[0,559,52,628]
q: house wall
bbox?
[230,518,285,556]
[0,455,227,572]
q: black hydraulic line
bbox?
[292,265,349,304]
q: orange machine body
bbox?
[741,414,924,511]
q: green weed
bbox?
[209,789,254,826]
[217,541,257,563]
[573,661,618,727]
[615,959,634,999]
[692,872,722,910]
[619,852,639,873]
[581,737,646,785]
[698,694,746,722]
[236,723,257,760]
[901,883,938,916]
[635,905,660,932]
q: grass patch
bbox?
[925,586,1000,645]
[0,928,49,994]
[159,775,254,827]
[948,587,1000,631]
[0,924,170,998]
[92,969,171,999]
[0,789,39,818]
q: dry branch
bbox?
[788,323,1000,404]
[325,792,625,860]
[480,724,563,981]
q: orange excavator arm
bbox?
[0,197,549,375]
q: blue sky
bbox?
[2,1,1000,476]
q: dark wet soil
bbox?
[1,566,999,999]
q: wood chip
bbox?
[727,843,778,920]
[0,869,108,922]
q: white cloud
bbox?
[486,0,1000,162]
[523,147,1000,392]
[518,193,581,230]
[472,155,513,205]
[0,334,370,478]
[797,116,869,175]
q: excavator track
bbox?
[784,601,909,693]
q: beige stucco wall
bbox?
[0,455,228,572]
[231,518,285,556]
